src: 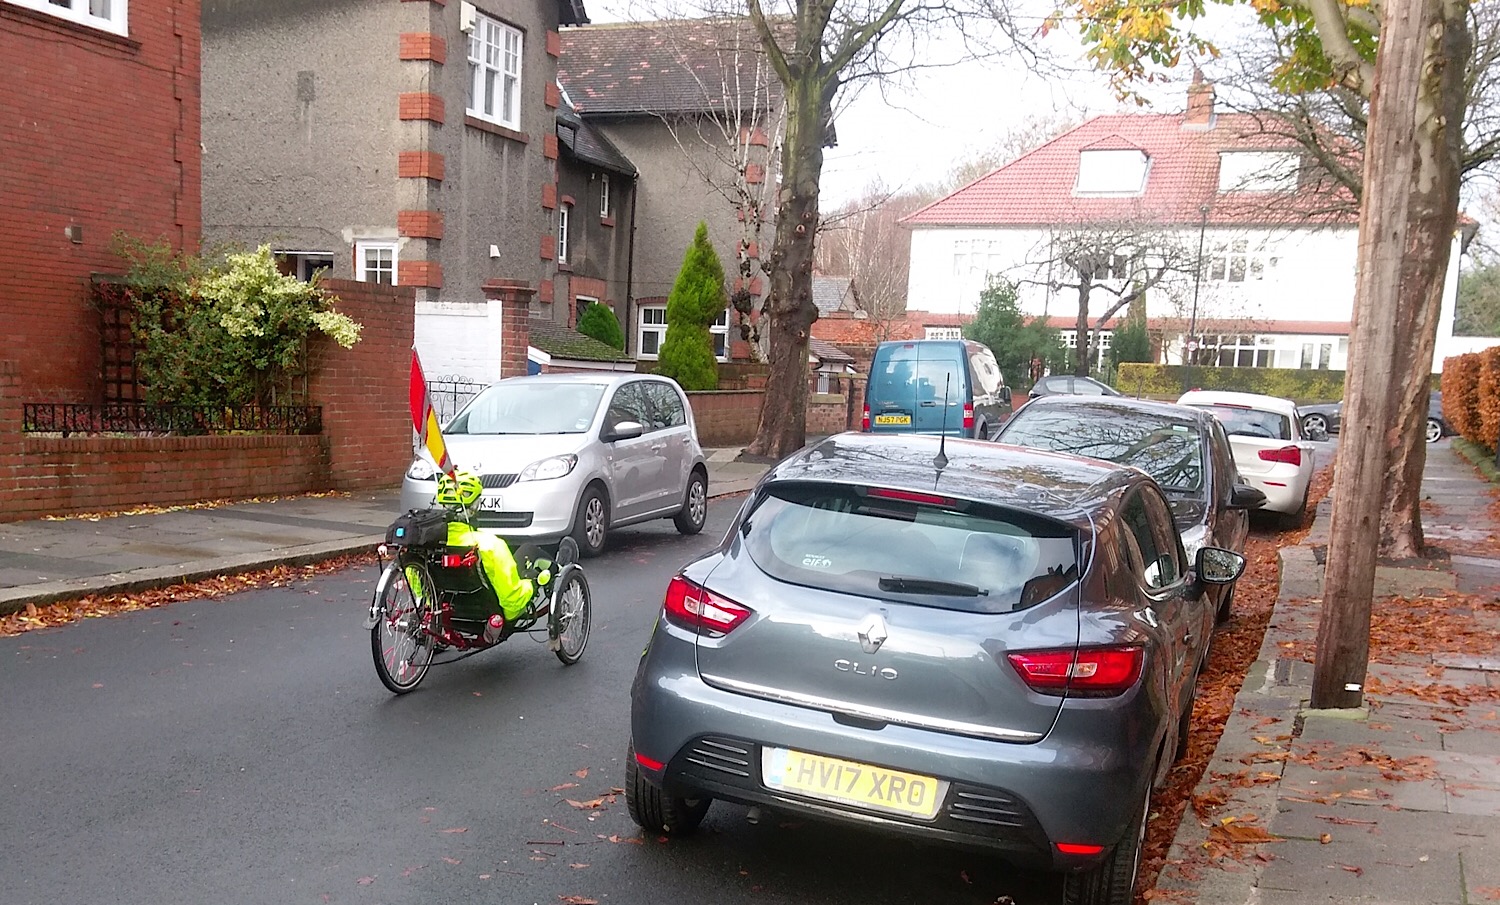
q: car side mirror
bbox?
[603,420,643,442]
[1002,387,1013,405]
[1195,547,1246,585]
[1229,483,1267,510]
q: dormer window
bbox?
[1218,151,1299,192]
[1075,150,1150,195]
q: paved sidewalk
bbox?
[1159,441,1500,905]
[0,446,771,613]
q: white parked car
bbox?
[1176,390,1315,528]
[399,374,709,557]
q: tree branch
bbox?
[823,0,910,78]
[746,0,792,85]
[1302,0,1376,93]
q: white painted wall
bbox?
[414,299,505,383]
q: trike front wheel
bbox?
[551,567,592,665]
[371,560,436,693]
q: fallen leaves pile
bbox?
[40,489,351,523]
[1275,592,1500,667]
[0,552,376,637]
[1135,465,1334,900]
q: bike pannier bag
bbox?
[385,508,450,548]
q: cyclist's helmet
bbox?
[435,470,483,514]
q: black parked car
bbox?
[626,433,1247,905]
[1298,391,1449,443]
[1028,375,1122,399]
[995,395,1264,623]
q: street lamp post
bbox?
[1185,203,1210,365]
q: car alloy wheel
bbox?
[1302,413,1328,436]
[1425,418,1443,443]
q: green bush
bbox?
[1115,363,1348,403]
[576,301,625,350]
[656,222,724,391]
[118,237,361,407]
[962,278,1069,385]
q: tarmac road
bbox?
[0,498,1059,905]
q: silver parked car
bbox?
[399,373,708,557]
[625,432,1245,905]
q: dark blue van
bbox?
[862,339,1012,439]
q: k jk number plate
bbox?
[477,495,505,511]
[761,747,948,820]
[873,414,911,426]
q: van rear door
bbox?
[867,344,918,433]
[913,345,965,435]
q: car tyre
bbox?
[1425,418,1443,443]
[1301,413,1328,437]
[570,484,609,559]
[1278,491,1309,531]
[1214,583,1236,626]
[1061,779,1151,905]
[625,744,711,835]
[673,469,708,535]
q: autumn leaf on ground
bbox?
[1332,863,1364,877]
[440,827,469,834]
[1319,833,1332,844]
[549,782,579,792]
[566,798,606,809]
[574,768,589,779]
[442,856,461,865]
[1208,823,1283,845]
[1473,887,1500,900]
[558,896,599,904]
[600,833,642,845]
[570,863,590,869]
[356,877,375,886]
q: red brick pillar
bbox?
[0,361,20,434]
[483,279,535,379]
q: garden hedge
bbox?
[1439,348,1500,451]
[1114,364,1348,403]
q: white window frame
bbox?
[1075,150,1150,195]
[599,175,611,220]
[924,327,963,340]
[711,308,730,362]
[1206,239,1279,284]
[557,203,571,264]
[637,305,667,359]
[1218,151,1299,193]
[275,250,335,283]
[355,241,398,285]
[1201,333,1275,368]
[467,13,523,130]
[6,0,127,35]
[636,305,730,362]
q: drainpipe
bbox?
[624,174,639,357]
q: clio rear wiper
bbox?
[878,575,988,597]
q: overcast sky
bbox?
[581,0,1247,205]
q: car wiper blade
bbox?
[878,575,987,597]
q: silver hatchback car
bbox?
[626,433,1245,905]
[399,374,709,556]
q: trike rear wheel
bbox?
[371,560,436,693]
[551,567,592,665]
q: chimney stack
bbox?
[1185,69,1215,126]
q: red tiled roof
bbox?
[902,112,1356,229]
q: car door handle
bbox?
[920,401,939,407]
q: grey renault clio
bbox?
[626,432,1244,905]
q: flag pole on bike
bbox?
[409,348,456,478]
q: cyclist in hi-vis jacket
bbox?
[411,471,551,632]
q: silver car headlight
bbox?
[406,458,438,481]
[1180,524,1210,561]
[518,454,578,482]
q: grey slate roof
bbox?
[558,19,780,116]
[812,275,858,316]
[529,318,633,363]
[558,101,637,176]
[809,338,855,365]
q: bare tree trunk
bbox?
[1379,0,1470,559]
[1314,0,1425,710]
[1073,281,1092,377]
[747,75,829,459]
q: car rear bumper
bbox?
[630,630,1160,872]
[1242,465,1311,514]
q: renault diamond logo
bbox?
[856,613,889,655]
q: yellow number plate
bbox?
[873,414,911,426]
[761,747,947,819]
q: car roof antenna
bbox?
[934,373,951,472]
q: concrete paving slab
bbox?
[1255,837,1465,902]
[1279,762,1448,812]
[1444,781,1500,816]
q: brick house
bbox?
[558,19,779,365]
[201,0,589,383]
[902,77,1482,374]
[1,0,201,401]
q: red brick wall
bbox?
[308,279,417,491]
[0,0,201,402]
[807,396,851,436]
[686,390,764,447]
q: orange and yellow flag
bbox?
[408,349,455,477]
